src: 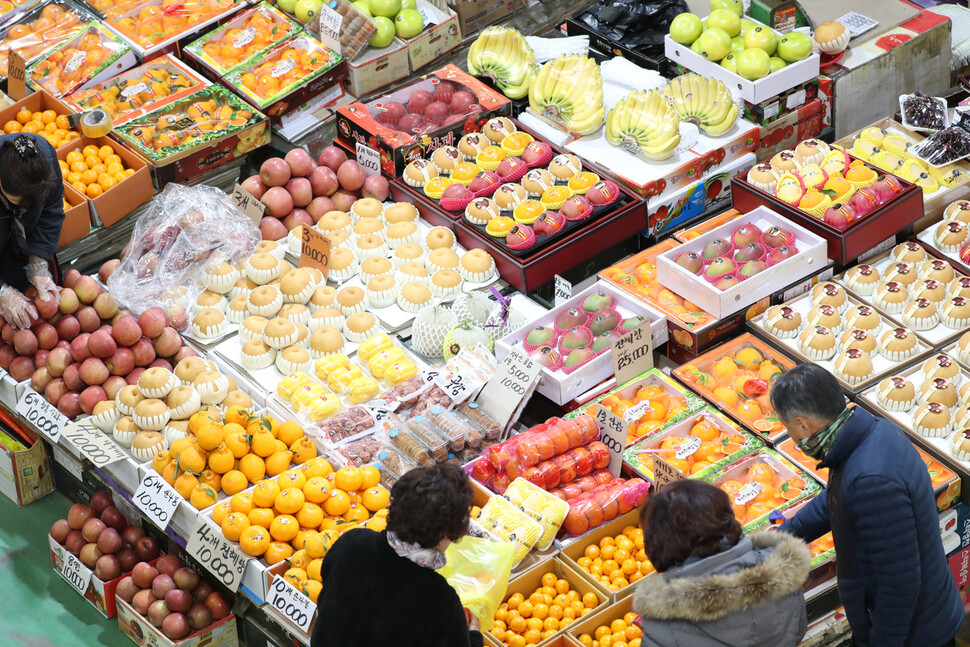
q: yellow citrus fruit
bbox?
[253,480,281,508]
[361,486,390,512]
[274,487,305,515]
[221,512,251,541]
[211,501,232,526]
[323,489,351,516]
[248,507,275,529]
[300,457,334,479]
[230,492,254,514]
[334,466,363,492]
[239,525,271,556]
[269,514,299,542]
[239,454,266,483]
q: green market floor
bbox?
[0,490,129,646]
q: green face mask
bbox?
[795,407,853,461]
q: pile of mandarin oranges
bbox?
[491,571,601,647]
[59,143,135,198]
[574,525,655,594]
[3,108,80,149]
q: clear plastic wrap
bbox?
[409,383,454,418]
[548,468,614,501]
[476,497,543,565]
[315,405,375,442]
[374,445,415,478]
[513,415,599,469]
[185,2,301,76]
[334,433,382,466]
[383,375,427,406]
[386,427,436,466]
[226,35,342,108]
[108,0,237,50]
[503,478,569,550]
[460,402,501,440]
[106,183,260,317]
[428,406,470,451]
[405,416,449,462]
[562,477,651,536]
[27,24,130,97]
[518,441,611,490]
[0,0,94,79]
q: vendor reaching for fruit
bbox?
[0,133,64,329]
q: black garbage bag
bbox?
[580,0,689,56]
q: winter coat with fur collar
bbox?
[632,531,810,647]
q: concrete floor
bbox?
[0,490,130,646]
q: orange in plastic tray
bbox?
[777,436,828,483]
[194,4,299,74]
[629,411,753,480]
[581,381,692,445]
[27,25,127,97]
[707,450,818,527]
[599,240,716,329]
[809,532,834,559]
[110,0,236,48]
[234,37,336,102]
[674,333,795,440]
[0,2,90,77]
[65,58,201,121]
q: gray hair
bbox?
[769,364,845,423]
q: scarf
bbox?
[797,407,853,461]
[386,530,447,570]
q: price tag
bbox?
[186,519,247,593]
[435,371,475,405]
[611,321,654,387]
[476,351,541,428]
[133,471,182,530]
[317,2,342,53]
[422,368,440,385]
[8,49,26,100]
[733,482,763,506]
[267,575,315,633]
[652,455,687,490]
[300,227,332,278]
[622,400,656,424]
[356,142,381,177]
[595,405,627,477]
[59,419,127,467]
[61,550,92,594]
[16,388,66,443]
[231,183,265,225]
[554,275,572,307]
[417,6,436,26]
[675,436,702,460]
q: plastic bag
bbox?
[107,183,260,318]
[579,0,688,53]
[438,536,516,632]
[563,477,651,536]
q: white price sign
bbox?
[61,550,92,594]
[267,575,316,633]
[595,405,627,477]
[554,275,572,307]
[134,471,182,530]
[356,142,381,176]
[317,2,342,53]
[186,519,247,593]
[652,454,687,490]
[16,388,66,443]
[733,481,763,506]
[231,182,266,225]
[59,419,127,467]
[476,351,540,428]
[611,321,654,387]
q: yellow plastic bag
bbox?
[438,536,516,632]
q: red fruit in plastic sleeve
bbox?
[588,441,611,470]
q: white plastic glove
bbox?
[26,256,58,304]
[0,284,37,329]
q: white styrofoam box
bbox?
[663,25,820,105]
[494,281,667,406]
[656,205,828,319]
[0,373,18,410]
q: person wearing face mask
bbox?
[0,133,64,330]
[773,364,962,647]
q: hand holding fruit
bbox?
[27,257,58,304]
[0,284,37,329]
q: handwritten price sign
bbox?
[435,371,476,405]
[356,142,381,177]
[300,227,332,278]
[652,455,687,490]
[267,576,315,633]
[476,351,540,427]
[554,275,572,307]
[59,419,127,467]
[134,471,182,530]
[186,519,247,593]
[231,183,265,225]
[317,2,342,54]
[595,405,627,477]
[611,321,654,387]
[61,550,92,594]
[16,388,66,443]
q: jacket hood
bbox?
[633,531,811,623]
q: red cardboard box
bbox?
[755,99,824,162]
[49,533,130,617]
[116,596,238,647]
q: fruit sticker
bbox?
[271,58,295,78]
[733,481,762,505]
[233,28,256,48]
[674,435,702,459]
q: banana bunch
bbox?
[478,497,542,563]
[466,27,538,100]
[662,73,738,136]
[605,90,681,161]
[528,54,605,136]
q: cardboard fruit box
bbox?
[335,63,510,176]
[104,0,244,60]
[558,509,647,603]
[0,420,53,506]
[116,596,238,647]
[48,533,139,618]
[25,22,135,98]
[0,89,86,152]
[60,180,92,247]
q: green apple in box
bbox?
[277,0,299,14]
[776,32,812,62]
[744,25,777,56]
[720,53,738,73]
[768,56,786,73]
[695,27,731,61]
[370,16,396,47]
[707,9,740,37]
[295,0,323,24]
[370,0,400,17]
[739,18,756,35]
[352,0,372,16]
[668,13,703,45]
[730,36,745,53]
[394,8,423,38]
[735,48,770,80]
[710,0,742,17]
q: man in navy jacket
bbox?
[772,364,963,647]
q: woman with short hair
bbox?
[311,462,484,647]
[632,479,810,647]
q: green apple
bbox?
[352,0,372,16]
[669,13,703,45]
[739,18,756,35]
[710,0,743,17]
[394,8,424,38]
[735,47,770,80]
[295,0,322,24]
[720,53,738,73]
[776,32,813,62]
[730,36,745,53]
[400,0,416,8]
[691,39,703,54]
[743,25,776,56]
[370,15,395,47]
[369,0,400,17]
[768,56,786,73]
[707,9,740,37]
[695,28,731,61]
[277,0,298,13]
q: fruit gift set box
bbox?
[495,281,667,407]
[112,84,269,186]
[915,199,970,277]
[104,0,244,60]
[335,63,510,176]
[223,34,347,121]
[623,407,763,483]
[672,333,796,444]
[732,143,925,265]
[748,281,933,394]
[183,3,303,81]
[25,22,135,98]
[0,0,97,83]
[655,206,827,319]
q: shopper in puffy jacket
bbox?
[774,364,963,647]
[311,462,483,647]
[633,479,810,646]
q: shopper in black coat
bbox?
[311,463,484,647]
[774,364,963,647]
[0,133,65,328]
